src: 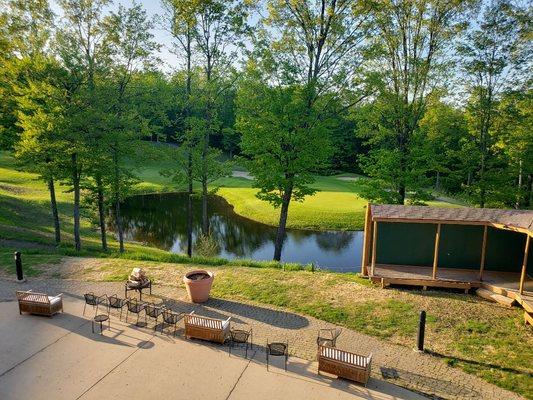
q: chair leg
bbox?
[126,309,129,323]
[174,322,177,337]
[266,353,269,371]
[285,355,288,371]
[120,307,123,321]
[83,303,86,316]
[137,313,140,326]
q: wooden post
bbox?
[360,204,372,276]
[519,234,530,294]
[432,224,441,279]
[479,225,488,281]
[371,221,378,276]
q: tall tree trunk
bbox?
[96,174,107,251]
[524,173,532,208]
[48,177,61,245]
[201,175,209,234]
[201,107,210,234]
[479,151,486,208]
[113,148,124,253]
[72,153,81,251]
[398,183,406,205]
[186,29,194,256]
[273,182,293,262]
[516,159,523,209]
[115,198,124,253]
[187,152,193,257]
[435,171,440,192]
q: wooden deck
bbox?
[370,264,533,298]
[370,264,533,324]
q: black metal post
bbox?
[417,310,426,351]
[15,251,24,282]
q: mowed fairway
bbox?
[215,173,463,231]
[218,186,367,230]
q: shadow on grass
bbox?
[427,350,533,377]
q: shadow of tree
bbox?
[427,350,533,377]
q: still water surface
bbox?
[118,193,363,272]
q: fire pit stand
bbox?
[125,279,152,300]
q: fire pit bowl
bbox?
[183,270,214,303]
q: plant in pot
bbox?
[183,270,214,303]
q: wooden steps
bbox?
[525,311,533,326]
[476,288,516,307]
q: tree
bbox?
[161,0,200,256]
[14,59,68,245]
[103,2,158,252]
[458,0,531,207]
[238,0,369,261]
[418,98,468,193]
[0,0,54,149]
[56,0,111,251]
[493,89,533,208]
[190,0,248,235]
[359,0,475,204]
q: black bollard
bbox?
[417,310,426,351]
[15,251,24,282]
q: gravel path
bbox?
[0,277,524,400]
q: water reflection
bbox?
[113,193,363,272]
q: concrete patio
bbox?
[0,296,424,400]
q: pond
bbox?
[116,193,363,273]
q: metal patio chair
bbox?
[106,294,127,320]
[161,309,183,337]
[266,340,288,371]
[144,303,163,331]
[83,293,106,316]
[125,298,146,326]
[317,328,342,347]
[228,326,253,358]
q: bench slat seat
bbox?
[16,290,63,317]
[184,312,231,344]
[317,345,372,386]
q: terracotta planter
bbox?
[183,270,214,303]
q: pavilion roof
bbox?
[370,204,533,233]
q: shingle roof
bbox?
[370,204,533,232]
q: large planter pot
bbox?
[183,270,214,303]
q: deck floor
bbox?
[372,264,533,293]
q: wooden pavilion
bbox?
[360,204,533,324]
